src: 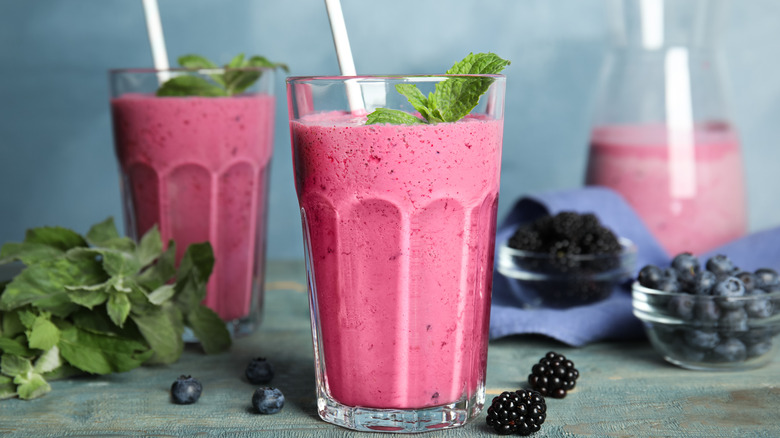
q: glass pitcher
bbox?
[585,0,746,256]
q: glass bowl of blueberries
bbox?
[632,253,780,371]
[498,212,637,308]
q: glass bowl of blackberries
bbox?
[632,253,780,371]
[497,211,637,308]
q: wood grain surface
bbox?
[2,260,778,437]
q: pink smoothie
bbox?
[291,112,503,409]
[111,93,274,323]
[586,123,746,255]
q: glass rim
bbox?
[286,74,506,83]
[109,67,276,75]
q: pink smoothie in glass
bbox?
[111,93,274,323]
[291,112,503,409]
[586,123,746,255]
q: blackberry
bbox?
[507,211,624,305]
[170,375,202,405]
[485,389,546,436]
[528,351,579,399]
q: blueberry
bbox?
[171,375,203,405]
[713,277,746,310]
[692,270,718,295]
[671,252,700,286]
[667,337,706,362]
[706,255,738,278]
[746,340,773,358]
[754,268,780,290]
[245,357,275,384]
[694,298,722,323]
[638,265,663,288]
[710,338,747,363]
[734,271,757,293]
[683,329,720,350]
[668,295,695,320]
[719,308,749,332]
[656,268,681,293]
[252,387,285,414]
[745,290,773,318]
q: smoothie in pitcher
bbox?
[586,123,746,255]
[291,111,503,409]
[111,93,274,323]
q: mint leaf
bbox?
[33,346,62,374]
[173,242,215,310]
[137,241,176,291]
[66,288,108,310]
[2,311,24,338]
[1,353,31,376]
[24,226,87,252]
[85,218,136,252]
[28,316,60,351]
[0,375,15,400]
[157,75,228,97]
[0,242,64,266]
[0,255,105,317]
[130,305,184,365]
[0,336,32,356]
[147,284,175,305]
[58,325,152,374]
[14,372,50,400]
[106,293,131,328]
[366,108,426,125]
[366,52,509,125]
[185,305,231,355]
[395,84,439,122]
[156,53,287,97]
[178,54,224,87]
[135,225,163,268]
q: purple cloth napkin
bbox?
[489,186,780,346]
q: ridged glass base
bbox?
[316,386,485,433]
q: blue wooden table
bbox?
[2,261,779,437]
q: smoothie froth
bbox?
[292,111,503,409]
[111,93,274,323]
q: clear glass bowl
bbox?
[632,281,780,371]
[497,238,637,308]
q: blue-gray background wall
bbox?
[1,0,778,260]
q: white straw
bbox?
[323,0,365,114]
[142,0,171,84]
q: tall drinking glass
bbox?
[287,75,506,432]
[109,68,276,336]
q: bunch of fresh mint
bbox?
[0,218,230,400]
[156,53,289,97]
[366,52,510,125]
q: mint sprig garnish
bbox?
[156,53,289,97]
[366,52,510,125]
[0,218,231,400]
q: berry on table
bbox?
[170,375,203,405]
[252,387,285,414]
[527,351,579,399]
[245,357,275,384]
[485,389,546,436]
